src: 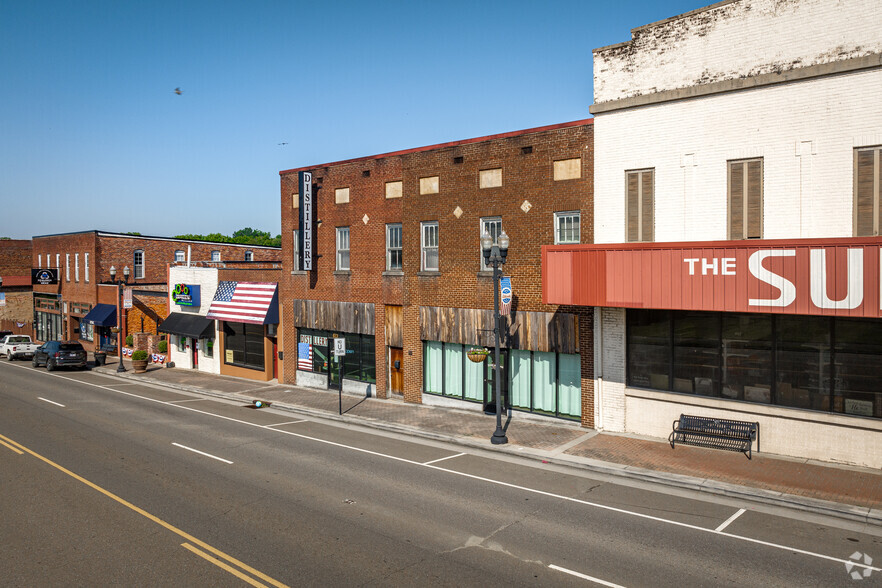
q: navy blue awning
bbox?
[81,303,116,327]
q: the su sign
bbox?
[542,238,882,318]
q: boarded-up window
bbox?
[479,168,502,188]
[728,158,763,239]
[335,187,350,204]
[385,181,402,199]
[554,158,581,181]
[420,176,440,195]
[855,147,882,237]
[626,169,654,242]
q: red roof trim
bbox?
[279,118,594,176]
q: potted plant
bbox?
[125,334,133,347]
[467,347,490,363]
[131,349,149,373]
[157,339,168,354]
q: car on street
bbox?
[0,334,39,360]
[32,341,88,371]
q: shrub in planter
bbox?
[131,349,149,373]
[131,350,148,361]
[157,340,168,353]
[126,334,134,347]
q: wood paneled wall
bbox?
[291,299,375,335]
[385,305,403,347]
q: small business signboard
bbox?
[172,283,201,307]
[299,171,314,271]
[123,288,133,309]
[31,269,59,285]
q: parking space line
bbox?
[265,420,307,427]
[423,453,466,466]
[38,397,65,407]
[715,508,746,532]
[549,564,626,587]
[172,443,233,465]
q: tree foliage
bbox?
[175,227,281,247]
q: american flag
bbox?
[206,282,277,324]
[298,342,312,370]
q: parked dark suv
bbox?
[32,341,88,371]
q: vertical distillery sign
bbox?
[299,171,313,271]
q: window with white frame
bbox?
[554,211,581,244]
[421,221,439,271]
[386,223,402,271]
[336,227,350,270]
[38,254,42,268]
[292,230,300,271]
[75,253,80,281]
[85,253,90,282]
[53,253,58,269]
[66,254,70,281]
[480,217,502,271]
[244,250,253,261]
[133,249,145,279]
[211,250,221,262]
[175,250,185,262]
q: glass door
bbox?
[483,350,509,414]
[328,340,342,390]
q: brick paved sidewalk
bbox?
[95,361,882,519]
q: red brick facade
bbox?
[0,239,33,332]
[280,120,596,427]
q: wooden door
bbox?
[389,347,403,395]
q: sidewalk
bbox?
[92,359,882,526]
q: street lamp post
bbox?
[481,229,510,445]
[109,265,130,373]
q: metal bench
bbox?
[669,414,759,459]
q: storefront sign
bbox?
[543,237,882,318]
[299,171,314,271]
[226,349,234,363]
[300,334,328,346]
[31,269,59,285]
[172,283,201,307]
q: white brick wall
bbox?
[594,0,882,103]
[596,307,626,432]
[595,68,882,244]
[168,267,220,374]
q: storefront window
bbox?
[78,319,94,342]
[223,322,265,370]
[626,310,882,420]
[203,338,214,358]
[297,329,375,383]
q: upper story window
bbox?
[626,169,654,242]
[480,217,502,271]
[421,221,439,272]
[74,253,80,282]
[133,249,145,279]
[554,211,581,244]
[244,250,253,262]
[479,168,502,189]
[386,224,402,271]
[175,250,185,262]
[292,230,300,271]
[55,253,59,270]
[66,254,70,281]
[37,254,42,268]
[336,227,350,270]
[855,146,882,236]
[335,187,350,204]
[385,181,403,199]
[211,251,221,262]
[85,253,90,283]
[419,176,440,195]
[554,158,582,181]
[728,158,763,239]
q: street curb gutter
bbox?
[95,368,882,528]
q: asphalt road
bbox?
[1,360,880,587]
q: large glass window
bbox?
[298,329,375,383]
[627,309,882,420]
[223,322,265,370]
[554,211,581,244]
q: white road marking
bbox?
[38,397,65,407]
[7,362,880,575]
[266,420,307,427]
[172,443,233,465]
[423,452,466,465]
[716,508,746,532]
[549,564,626,587]
[166,398,208,404]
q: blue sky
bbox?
[0,0,708,240]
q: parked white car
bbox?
[0,334,39,361]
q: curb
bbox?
[93,367,882,527]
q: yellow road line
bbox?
[0,432,288,588]
[181,543,269,588]
[0,438,24,454]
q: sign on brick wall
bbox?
[299,171,314,271]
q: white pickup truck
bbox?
[0,334,39,361]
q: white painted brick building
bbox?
[577,0,882,467]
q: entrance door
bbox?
[389,347,403,396]
[192,338,198,369]
[483,350,508,414]
[328,341,342,390]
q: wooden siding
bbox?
[291,299,375,335]
[385,305,403,347]
[419,306,577,354]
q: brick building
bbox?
[281,120,596,427]
[31,231,281,353]
[544,0,882,466]
[162,261,282,382]
[0,239,33,334]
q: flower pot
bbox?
[467,349,490,363]
[132,359,148,373]
[94,352,106,366]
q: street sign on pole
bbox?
[123,287,133,309]
[333,337,346,357]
